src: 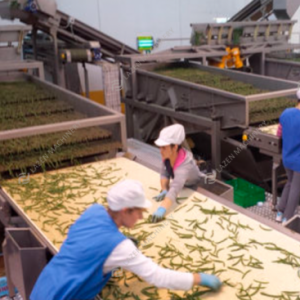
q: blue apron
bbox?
[30,204,126,300]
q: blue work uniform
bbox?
[30,204,126,300]
[277,107,300,220]
[280,108,300,172]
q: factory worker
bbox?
[152,124,206,223]
[275,89,300,223]
[30,179,222,300]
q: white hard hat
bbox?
[107,180,152,211]
[297,89,300,100]
[154,124,185,147]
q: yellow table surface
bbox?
[2,157,300,299]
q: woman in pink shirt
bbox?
[152,124,204,223]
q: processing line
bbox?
[0,73,126,177]
[118,57,298,205]
[0,27,127,300]
[0,1,299,299]
[229,0,300,21]
[115,3,300,207]
[0,157,300,299]
[0,23,126,181]
[0,0,140,90]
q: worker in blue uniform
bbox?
[30,179,222,300]
[276,90,300,223]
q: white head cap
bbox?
[154,124,185,147]
[107,179,152,211]
[297,89,300,100]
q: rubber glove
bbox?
[153,190,167,202]
[199,273,222,291]
[151,207,166,223]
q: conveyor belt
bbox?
[229,0,300,21]
[0,1,139,59]
[1,157,300,299]
[57,10,139,58]
[229,0,273,21]
[0,80,122,175]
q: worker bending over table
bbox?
[30,179,222,300]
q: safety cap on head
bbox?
[297,89,300,100]
[107,179,152,211]
[155,124,185,147]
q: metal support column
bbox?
[260,52,266,76]
[125,103,134,138]
[50,31,60,85]
[211,117,222,179]
[272,155,282,209]
[2,240,15,298]
[83,62,90,99]
[131,59,137,100]
[32,27,38,61]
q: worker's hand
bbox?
[153,190,167,202]
[151,207,166,223]
[199,273,222,291]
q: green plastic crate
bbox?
[226,178,265,208]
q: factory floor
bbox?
[247,192,300,221]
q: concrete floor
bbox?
[247,192,300,222]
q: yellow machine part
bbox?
[82,90,105,105]
[209,47,244,69]
[82,90,126,114]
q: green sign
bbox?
[137,36,154,50]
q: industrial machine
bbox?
[0,0,139,111]
[0,23,127,300]
[190,20,297,71]
[0,1,300,299]
[115,0,300,207]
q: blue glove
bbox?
[153,190,167,202]
[199,273,222,291]
[151,207,166,223]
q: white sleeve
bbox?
[103,239,194,291]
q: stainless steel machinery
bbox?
[0,37,127,300]
[0,0,139,91]
[0,1,300,299]
[0,18,127,297]
[0,25,44,79]
[115,0,300,208]
[116,15,300,204]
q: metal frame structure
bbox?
[0,72,127,148]
[118,58,299,206]
[229,0,300,21]
[115,16,300,208]
[1,162,300,299]
[264,56,300,82]
[0,25,45,79]
[0,71,127,300]
[0,60,44,80]
[0,0,139,86]
[191,20,295,46]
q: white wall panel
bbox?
[57,0,252,51]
